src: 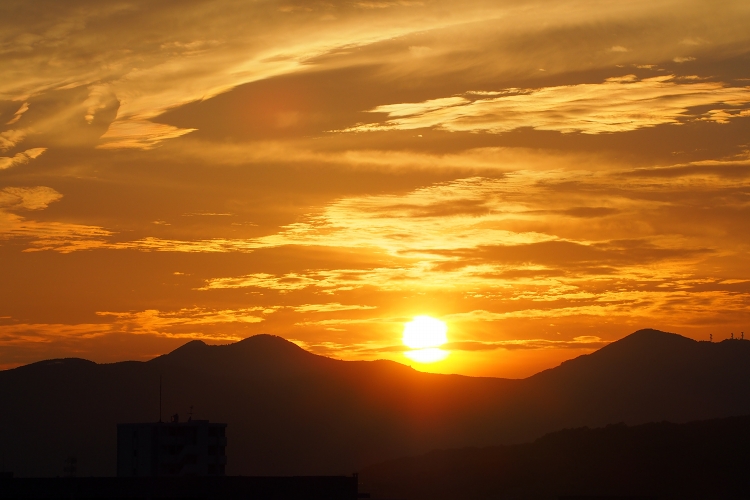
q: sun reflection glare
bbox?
[403,316,449,363]
[403,315,448,349]
[404,348,449,363]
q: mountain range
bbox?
[1,329,749,477]
[360,415,750,500]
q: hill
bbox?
[1,329,750,477]
[360,415,750,500]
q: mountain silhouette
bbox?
[1,330,750,477]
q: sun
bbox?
[403,316,448,349]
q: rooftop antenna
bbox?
[188,405,194,422]
[159,375,163,423]
[710,334,713,342]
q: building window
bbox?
[208,465,216,474]
[208,446,217,455]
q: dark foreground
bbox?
[0,475,362,500]
[360,415,750,500]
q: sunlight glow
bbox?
[404,348,449,363]
[402,316,449,363]
[403,316,448,349]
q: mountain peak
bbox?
[623,328,695,345]
[233,333,305,349]
[593,328,697,359]
[168,339,207,353]
[148,334,325,376]
[228,334,316,359]
[530,328,700,383]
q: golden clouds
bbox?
[96,307,276,338]
[0,129,26,150]
[0,186,61,210]
[0,0,517,151]
[97,121,196,150]
[4,0,742,152]
[183,161,749,350]
[0,186,114,249]
[292,303,377,313]
[346,76,750,134]
[0,147,45,170]
[2,0,750,375]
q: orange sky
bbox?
[1,0,749,377]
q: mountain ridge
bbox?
[2,329,750,477]
[360,414,750,500]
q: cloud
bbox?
[5,102,29,126]
[0,186,62,210]
[679,37,706,46]
[2,0,520,149]
[4,0,744,151]
[443,288,750,322]
[1,0,750,375]
[0,323,111,345]
[97,120,196,149]
[673,56,696,63]
[6,158,749,277]
[292,303,377,313]
[344,76,750,134]
[95,307,278,338]
[444,335,609,351]
[305,334,610,357]
[433,239,712,270]
[0,147,46,170]
[0,186,114,248]
[0,129,26,151]
[353,0,424,8]
[200,269,404,293]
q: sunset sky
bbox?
[1,0,749,377]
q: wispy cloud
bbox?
[2,0,521,150]
[0,130,26,151]
[0,306,279,349]
[95,307,279,338]
[289,334,610,360]
[5,102,29,126]
[368,335,610,353]
[0,186,61,210]
[0,148,45,170]
[97,121,196,150]
[292,303,377,313]
[0,322,111,345]
[344,76,750,134]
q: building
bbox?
[117,415,227,477]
